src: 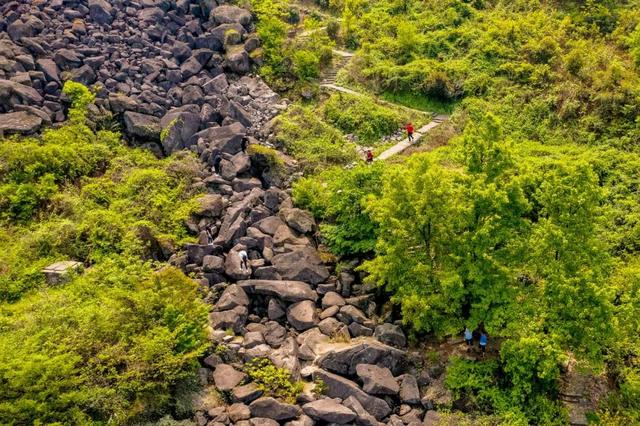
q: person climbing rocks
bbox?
[212,152,222,175]
[464,327,473,346]
[406,122,414,142]
[238,249,249,270]
[241,136,249,153]
[205,226,215,245]
[366,149,374,164]
[479,332,488,356]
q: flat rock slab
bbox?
[249,397,301,421]
[0,111,42,134]
[312,369,391,421]
[42,260,82,285]
[213,364,246,391]
[302,398,356,423]
[317,339,408,376]
[238,280,318,302]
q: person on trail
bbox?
[212,152,222,175]
[406,122,414,142]
[479,332,488,355]
[241,136,249,153]
[464,327,473,346]
[205,226,215,245]
[238,250,249,270]
[366,149,374,164]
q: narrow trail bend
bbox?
[318,48,450,160]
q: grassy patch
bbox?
[380,91,458,114]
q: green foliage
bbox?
[293,163,383,256]
[445,357,567,424]
[0,85,207,424]
[273,105,357,172]
[250,0,333,88]
[244,358,304,403]
[0,264,208,425]
[322,93,403,143]
[340,0,640,147]
[62,81,96,123]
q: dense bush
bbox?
[322,93,403,143]
[244,358,304,403]
[273,105,357,171]
[0,264,208,424]
[250,0,333,88]
[293,163,383,256]
[0,84,208,423]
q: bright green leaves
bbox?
[0,264,207,424]
[293,163,383,256]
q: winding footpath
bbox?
[317,48,449,160]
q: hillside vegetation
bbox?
[0,83,208,424]
[280,0,640,423]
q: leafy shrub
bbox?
[273,105,357,172]
[322,93,403,143]
[293,163,383,256]
[244,358,303,403]
[0,264,208,425]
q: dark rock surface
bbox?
[0,0,283,141]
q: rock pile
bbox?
[0,0,284,154]
[172,151,447,424]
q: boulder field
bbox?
[0,0,284,156]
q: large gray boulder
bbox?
[160,106,201,154]
[356,364,399,395]
[312,369,391,421]
[211,5,252,27]
[374,323,407,348]
[249,397,301,421]
[286,300,319,331]
[123,111,161,141]
[279,208,316,234]
[271,247,330,285]
[214,284,249,311]
[0,80,43,109]
[195,193,226,218]
[213,364,246,391]
[209,305,247,333]
[398,374,421,405]
[317,339,407,376]
[302,398,356,423]
[343,396,380,426]
[225,48,250,74]
[238,280,318,302]
[232,383,263,403]
[88,0,113,24]
[0,111,42,134]
[194,121,246,154]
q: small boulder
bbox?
[302,398,356,424]
[356,364,400,395]
[213,364,246,391]
[287,300,319,331]
[249,397,301,421]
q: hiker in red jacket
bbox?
[406,122,414,142]
[366,149,374,164]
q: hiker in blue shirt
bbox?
[479,332,488,355]
[464,327,473,346]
